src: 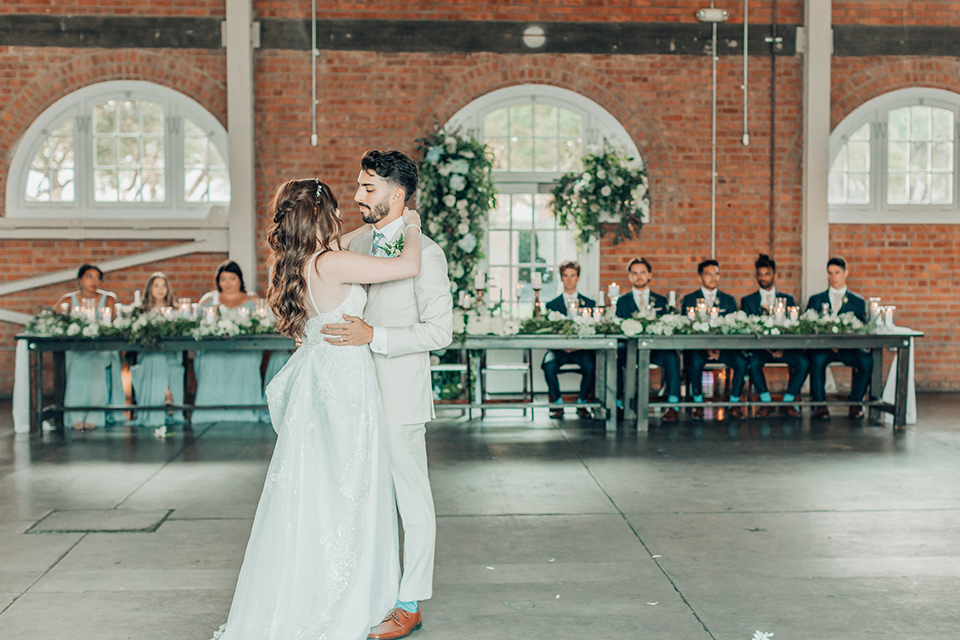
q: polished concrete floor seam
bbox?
[0,532,87,616]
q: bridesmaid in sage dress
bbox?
[192,260,266,423]
[54,264,125,430]
[130,272,186,427]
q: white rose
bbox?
[601,185,612,197]
[67,323,81,336]
[621,318,643,336]
[443,194,457,208]
[82,324,99,337]
[458,222,469,234]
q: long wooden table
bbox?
[623,331,922,432]
[20,334,296,435]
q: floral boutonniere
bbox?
[842,295,849,306]
[381,235,404,257]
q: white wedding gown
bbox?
[214,281,399,640]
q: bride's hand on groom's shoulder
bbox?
[402,207,421,227]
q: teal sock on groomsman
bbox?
[759,392,772,403]
[783,392,799,411]
[693,394,703,403]
[396,600,418,613]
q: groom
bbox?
[323,149,453,639]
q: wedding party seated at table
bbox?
[130,272,186,427]
[805,257,872,420]
[615,257,681,422]
[680,260,748,419]
[192,260,266,423]
[541,260,596,419]
[53,264,125,430]
[741,254,808,418]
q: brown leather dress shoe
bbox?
[661,407,679,422]
[368,608,422,640]
[848,405,864,419]
[576,406,591,419]
[779,406,802,418]
[728,406,743,419]
[691,406,704,420]
[549,407,564,419]
[754,406,772,418]
[814,407,831,420]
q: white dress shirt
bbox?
[760,287,777,310]
[369,217,407,354]
[632,287,650,312]
[700,286,717,307]
[829,286,848,313]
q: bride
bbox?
[213,178,422,640]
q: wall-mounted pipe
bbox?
[742,0,750,146]
[310,0,319,146]
[697,3,728,259]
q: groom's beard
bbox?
[360,199,390,224]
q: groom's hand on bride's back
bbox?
[322,314,373,346]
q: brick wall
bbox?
[0,1,957,397]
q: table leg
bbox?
[894,338,910,430]
[868,347,884,424]
[604,347,617,433]
[624,338,637,421]
[31,349,42,436]
[635,343,651,432]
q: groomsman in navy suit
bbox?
[615,257,681,422]
[680,259,748,419]
[741,254,809,418]
[542,261,595,419]
[805,256,872,420]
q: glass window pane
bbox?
[830,146,848,173]
[534,230,556,265]
[534,104,558,136]
[828,172,845,203]
[931,142,953,171]
[848,140,869,172]
[209,170,230,201]
[558,110,581,136]
[142,170,164,201]
[931,173,952,204]
[184,119,204,137]
[489,195,511,227]
[558,138,582,172]
[184,135,207,167]
[888,108,909,140]
[118,137,140,167]
[52,119,73,136]
[94,101,116,133]
[848,174,869,204]
[910,142,930,171]
[556,230,578,263]
[517,230,533,263]
[508,136,533,171]
[118,169,142,202]
[487,137,508,170]
[909,173,929,203]
[25,169,50,202]
[95,170,119,201]
[911,106,932,141]
[184,169,206,202]
[850,122,870,140]
[487,230,511,264]
[887,141,908,172]
[511,194,533,227]
[509,104,533,137]
[57,170,75,201]
[932,108,954,140]
[118,100,139,134]
[533,193,554,225]
[207,143,226,168]
[141,102,164,134]
[534,137,558,172]
[484,109,508,137]
[142,137,164,168]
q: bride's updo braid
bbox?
[266,178,342,338]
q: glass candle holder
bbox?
[237,306,250,321]
[687,307,696,321]
[883,305,896,327]
[788,306,800,322]
[202,306,217,325]
[708,307,720,323]
[100,307,113,325]
[821,302,831,316]
[696,298,708,320]
[160,306,175,320]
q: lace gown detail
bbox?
[215,282,399,640]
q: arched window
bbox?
[829,88,960,224]
[7,81,229,220]
[448,85,644,312]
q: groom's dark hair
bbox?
[361,149,418,201]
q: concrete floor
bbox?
[1,397,958,640]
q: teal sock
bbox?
[396,600,418,613]
[729,395,739,403]
[668,395,679,403]
[759,392,772,403]
[693,394,703,403]
[783,393,795,402]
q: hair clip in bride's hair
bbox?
[315,179,323,201]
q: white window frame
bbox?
[829,87,960,224]
[5,80,230,226]
[447,84,647,297]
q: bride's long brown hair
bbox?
[266,178,342,338]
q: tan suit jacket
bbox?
[354,223,453,426]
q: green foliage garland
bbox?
[416,126,497,298]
